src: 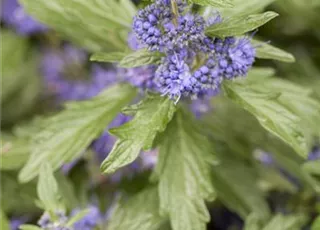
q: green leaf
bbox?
[55,172,79,210]
[108,187,166,230]
[0,135,30,170]
[101,94,176,174]
[19,84,137,183]
[244,214,263,230]
[1,30,29,103]
[211,150,270,220]
[19,225,42,230]
[0,210,10,230]
[37,163,62,212]
[191,0,233,8]
[1,172,38,213]
[252,40,295,63]
[205,11,278,37]
[155,108,217,230]
[90,52,128,63]
[312,216,320,230]
[20,0,134,52]
[262,214,308,230]
[119,49,163,68]
[214,0,277,17]
[303,161,320,176]
[223,78,310,157]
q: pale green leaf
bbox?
[252,40,295,63]
[108,187,166,230]
[1,172,38,213]
[90,52,128,63]
[55,172,79,210]
[101,94,176,174]
[1,30,29,103]
[37,163,62,212]
[155,109,217,230]
[211,151,270,220]
[119,49,163,68]
[191,0,233,8]
[244,214,263,230]
[20,0,134,51]
[262,214,308,230]
[19,225,42,230]
[303,161,320,176]
[206,11,278,37]
[19,84,137,183]
[214,0,277,17]
[0,135,30,170]
[0,210,10,230]
[223,78,310,157]
[312,216,320,230]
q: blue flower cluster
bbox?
[132,0,256,101]
[37,207,102,230]
[1,0,47,35]
[71,206,102,230]
[38,211,70,230]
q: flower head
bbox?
[1,0,47,35]
[71,206,102,230]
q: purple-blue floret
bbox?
[1,0,47,35]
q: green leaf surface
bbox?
[303,161,320,176]
[1,30,29,103]
[119,49,163,68]
[90,52,128,63]
[0,135,30,170]
[262,214,308,230]
[252,40,295,63]
[211,150,270,220]
[191,0,233,8]
[312,216,320,230]
[37,163,62,212]
[55,172,79,210]
[155,109,217,230]
[214,0,277,17]
[244,214,263,230]
[108,187,166,230]
[20,0,135,52]
[1,172,38,213]
[0,210,10,230]
[205,11,278,37]
[223,78,312,157]
[101,94,176,174]
[19,225,42,230]
[19,84,136,183]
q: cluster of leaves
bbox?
[1,0,320,230]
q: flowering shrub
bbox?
[1,0,320,230]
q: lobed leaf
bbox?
[90,52,128,63]
[312,216,320,230]
[191,0,234,8]
[108,187,166,230]
[119,49,163,68]
[20,0,135,52]
[101,94,176,174]
[37,163,62,212]
[155,109,218,230]
[252,40,295,63]
[223,77,314,158]
[206,11,278,37]
[19,84,137,183]
[211,151,270,220]
[262,214,308,230]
